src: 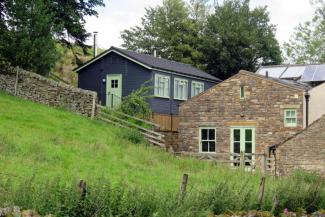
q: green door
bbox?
[230,127,255,166]
[106,74,122,108]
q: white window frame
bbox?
[284,109,297,127]
[199,127,216,153]
[174,77,188,100]
[191,81,204,97]
[154,74,170,98]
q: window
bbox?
[154,74,170,98]
[111,79,118,88]
[240,86,245,99]
[191,81,204,97]
[284,109,297,127]
[174,78,188,100]
[199,128,216,153]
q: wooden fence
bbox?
[175,152,276,175]
[96,105,165,148]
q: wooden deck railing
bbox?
[96,105,165,148]
[175,152,276,175]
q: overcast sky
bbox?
[85,0,315,49]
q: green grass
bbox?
[0,91,324,216]
[0,91,242,191]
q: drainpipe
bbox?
[305,91,310,128]
[93,31,98,58]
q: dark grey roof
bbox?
[112,47,220,81]
[75,46,220,82]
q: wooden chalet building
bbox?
[75,46,220,131]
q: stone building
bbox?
[276,114,325,175]
[178,70,325,166]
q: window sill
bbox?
[154,95,170,99]
[174,98,187,101]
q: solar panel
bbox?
[256,67,287,78]
[312,65,325,81]
[300,65,318,82]
[280,66,306,79]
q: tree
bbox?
[0,0,104,75]
[201,0,282,80]
[283,1,325,64]
[121,0,208,68]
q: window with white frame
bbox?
[191,81,204,97]
[284,109,297,127]
[240,86,245,99]
[174,78,188,100]
[154,74,170,98]
[199,128,216,153]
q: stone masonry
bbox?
[276,115,325,176]
[0,62,97,117]
[178,70,306,156]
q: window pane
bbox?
[208,129,215,140]
[234,142,240,153]
[115,80,118,88]
[286,110,291,117]
[245,129,252,141]
[245,142,252,153]
[201,129,208,140]
[209,142,215,152]
[240,86,245,98]
[291,110,296,117]
[234,129,240,141]
[111,80,114,88]
[202,141,209,152]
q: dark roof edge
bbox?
[74,47,220,82]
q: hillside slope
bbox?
[0,91,233,191]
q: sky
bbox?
[84,0,315,49]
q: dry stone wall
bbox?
[276,115,325,176]
[0,62,97,117]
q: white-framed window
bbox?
[154,74,170,98]
[199,127,216,153]
[284,109,297,127]
[191,81,204,97]
[174,78,188,100]
[240,86,245,99]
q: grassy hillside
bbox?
[0,91,233,191]
[0,91,324,216]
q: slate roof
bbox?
[75,46,221,82]
[241,70,312,91]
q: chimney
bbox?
[93,31,98,58]
[265,70,269,78]
[153,49,157,57]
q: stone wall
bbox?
[276,115,325,176]
[0,62,97,117]
[157,130,179,152]
[178,70,305,155]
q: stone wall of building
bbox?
[178,70,305,155]
[276,115,325,176]
[157,130,179,152]
[0,62,97,117]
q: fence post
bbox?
[261,151,267,176]
[240,151,245,169]
[257,176,266,210]
[14,67,19,96]
[178,174,188,203]
[271,195,279,214]
[91,92,96,120]
[78,180,87,200]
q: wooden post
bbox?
[78,180,87,200]
[179,174,188,203]
[91,92,96,120]
[261,151,267,176]
[240,151,245,169]
[14,67,19,96]
[257,176,266,210]
[271,195,279,214]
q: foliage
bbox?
[283,1,325,64]
[118,83,153,120]
[120,0,208,69]
[0,92,325,216]
[0,0,104,75]
[201,0,282,80]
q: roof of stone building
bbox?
[75,46,221,82]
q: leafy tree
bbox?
[201,0,282,80]
[0,0,104,75]
[283,1,325,64]
[121,0,208,68]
